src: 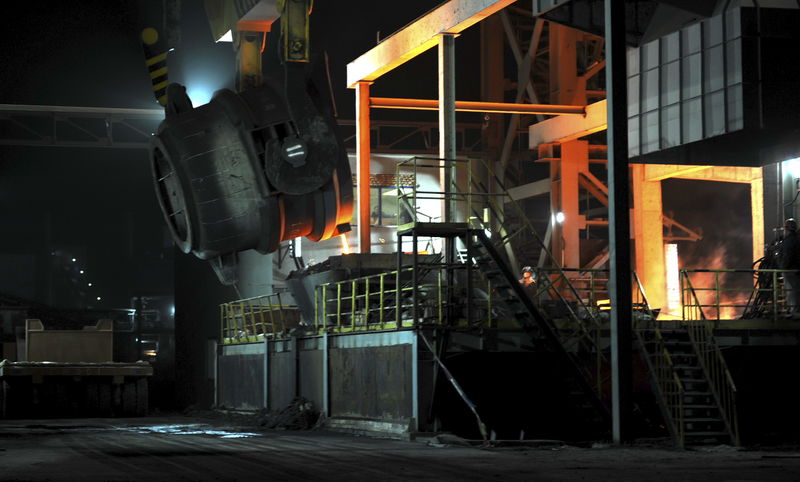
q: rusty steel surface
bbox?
[1,416,800,481]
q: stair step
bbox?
[684,404,717,409]
[685,417,723,423]
[684,391,713,396]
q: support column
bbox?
[605,0,633,445]
[549,23,579,106]
[751,175,765,265]
[439,33,457,225]
[560,140,587,268]
[633,164,666,311]
[480,15,504,159]
[356,81,372,253]
[550,160,563,266]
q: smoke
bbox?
[663,179,754,319]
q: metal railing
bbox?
[220,293,300,344]
[631,272,686,447]
[680,268,793,322]
[685,319,740,446]
[395,155,604,344]
[313,266,497,333]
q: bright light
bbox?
[72,258,76,262]
[186,87,213,107]
[784,157,800,179]
[88,283,92,287]
[484,228,491,238]
[663,243,681,318]
[294,237,302,258]
[340,234,351,255]
[216,30,233,42]
[168,47,175,52]
[555,212,565,224]
[170,305,175,317]
[79,270,84,274]
[96,296,101,301]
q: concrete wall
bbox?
[218,347,264,411]
[217,331,417,428]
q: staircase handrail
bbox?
[471,157,603,330]
[680,270,708,321]
[631,271,687,447]
[685,320,740,446]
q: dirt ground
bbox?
[1,415,799,481]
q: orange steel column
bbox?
[548,23,579,105]
[356,81,372,253]
[632,164,666,311]
[560,140,587,268]
[750,175,765,266]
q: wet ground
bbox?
[1,416,800,481]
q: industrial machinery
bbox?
[0,319,152,418]
[144,0,353,285]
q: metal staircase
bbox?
[468,229,609,438]
[633,278,740,447]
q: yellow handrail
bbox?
[219,293,299,344]
[685,320,740,446]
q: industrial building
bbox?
[2,0,800,479]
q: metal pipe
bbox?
[605,0,633,445]
[371,97,585,116]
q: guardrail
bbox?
[632,272,686,447]
[313,266,499,333]
[685,319,740,446]
[680,268,794,322]
[219,293,300,344]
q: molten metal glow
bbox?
[340,234,351,255]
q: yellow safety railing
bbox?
[685,320,740,446]
[315,268,417,333]
[680,268,792,322]
[313,266,497,333]
[631,272,685,447]
[651,329,686,448]
[220,293,300,344]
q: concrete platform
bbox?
[1,416,800,481]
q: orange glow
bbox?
[684,246,749,320]
[340,234,351,255]
[597,299,610,310]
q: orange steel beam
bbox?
[346,0,517,88]
[370,97,586,115]
[356,81,372,253]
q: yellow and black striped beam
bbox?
[141,27,170,106]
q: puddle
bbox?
[120,424,261,439]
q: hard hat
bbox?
[785,218,797,231]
